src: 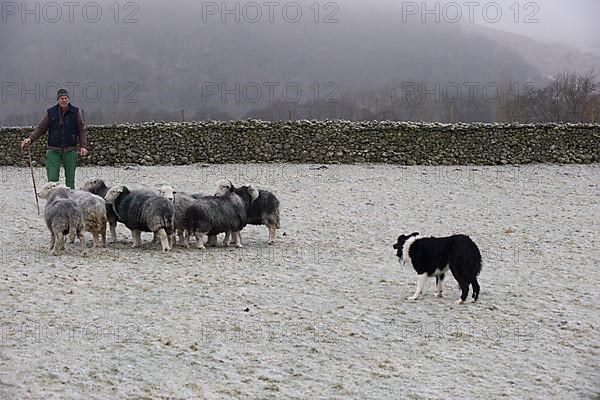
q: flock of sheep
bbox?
[38,178,281,256]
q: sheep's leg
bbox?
[207,234,218,247]
[233,231,243,248]
[195,230,205,249]
[162,231,173,247]
[49,232,56,250]
[178,230,185,247]
[101,222,107,247]
[131,230,142,248]
[109,222,117,243]
[57,232,65,254]
[78,231,87,256]
[267,224,276,245]
[223,232,231,247]
[157,228,171,252]
[182,230,190,248]
[52,232,64,256]
[68,231,76,244]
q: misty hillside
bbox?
[463,24,600,78]
[1,1,598,122]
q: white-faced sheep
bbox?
[38,183,86,256]
[80,178,120,242]
[104,185,174,251]
[182,185,258,249]
[157,185,175,203]
[39,182,108,248]
[157,185,196,246]
[157,185,205,202]
[215,180,281,244]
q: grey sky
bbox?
[401,0,598,52]
[2,0,596,51]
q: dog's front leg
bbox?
[408,273,428,301]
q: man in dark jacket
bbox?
[20,88,89,189]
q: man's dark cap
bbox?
[56,89,69,100]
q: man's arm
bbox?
[77,110,87,149]
[21,113,48,147]
[77,110,89,156]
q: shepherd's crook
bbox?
[27,146,40,215]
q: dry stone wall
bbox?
[1,120,598,166]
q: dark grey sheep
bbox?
[104,185,174,251]
[157,185,196,246]
[215,180,281,244]
[182,185,258,249]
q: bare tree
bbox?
[553,71,598,122]
[516,71,598,123]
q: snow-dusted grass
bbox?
[1,164,598,399]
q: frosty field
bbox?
[0,163,598,399]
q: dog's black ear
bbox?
[410,232,419,237]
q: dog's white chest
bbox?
[401,236,421,268]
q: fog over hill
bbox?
[1,0,597,123]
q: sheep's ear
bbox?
[410,232,419,237]
[228,180,235,190]
[393,243,398,249]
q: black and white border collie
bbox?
[393,232,482,304]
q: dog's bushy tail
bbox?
[471,277,481,301]
[469,238,482,276]
[467,236,482,301]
